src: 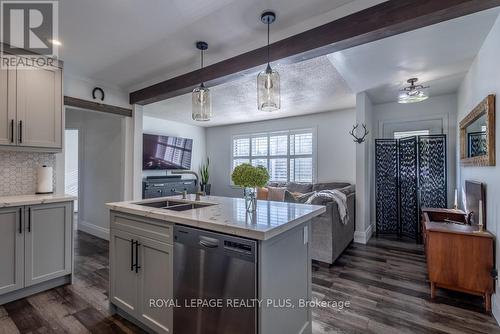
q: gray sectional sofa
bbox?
[267,182,355,264]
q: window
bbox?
[232,130,315,183]
[393,130,430,139]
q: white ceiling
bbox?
[59,0,384,90]
[328,7,500,104]
[144,56,355,126]
[145,8,500,126]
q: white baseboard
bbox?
[78,220,109,240]
[492,294,500,326]
[354,223,374,244]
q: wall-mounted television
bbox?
[143,134,193,170]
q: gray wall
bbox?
[456,14,500,319]
[206,109,356,197]
[66,108,125,239]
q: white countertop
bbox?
[0,194,77,208]
[106,194,326,240]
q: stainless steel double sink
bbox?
[137,199,216,212]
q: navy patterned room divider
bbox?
[375,135,447,241]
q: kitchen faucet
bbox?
[171,170,204,200]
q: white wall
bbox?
[354,92,374,244]
[66,108,126,239]
[373,93,458,210]
[206,109,356,198]
[456,14,500,322]
[142,115,207,181]
[64,74,130,109]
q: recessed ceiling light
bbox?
[49,39,62,46]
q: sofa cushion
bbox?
[313,182,351,191]
[267,187,286,201]
[268,181,287,188]
[286,182,313,193]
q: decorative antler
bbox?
[349,123,369,144]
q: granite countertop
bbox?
[0,194,77,208]
[106,194,326,240]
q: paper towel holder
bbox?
[35,165,54,194]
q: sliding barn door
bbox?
[399,137,419,239]
[375,140,399,236]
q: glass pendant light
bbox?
[192,41,212,121]
[257,11,280,112]
[398,78,429,104]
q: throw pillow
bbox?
[284,191,315,203]
[284,190,297,203]
[257,187,269,200]
[267,187,287,202]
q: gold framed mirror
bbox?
[460,95,496,166]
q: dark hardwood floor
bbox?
[1,231,498,333]
[311,237,500,334]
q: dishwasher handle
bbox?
[199,236,219,248]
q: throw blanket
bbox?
[305,189,349,225]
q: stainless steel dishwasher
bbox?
[174,225,257,334]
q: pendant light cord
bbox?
[200,48,204,86]
[267,20,270,67]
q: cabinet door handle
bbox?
[18,121,23,144]
[10,120,14,143]
[134,240,141,273]
[130,239,134,271]
[27,207,31,232]
[18,208,22,234]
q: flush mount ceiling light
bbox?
[257,11,280,112]
[192,41,212,121]
[398,78,429,104]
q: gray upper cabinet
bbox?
[16,64,62,149]
[24,202,72,287]
[0,57,63,151]
[0,207,24,295]
[137,237,173,334]
[0,60,16,146]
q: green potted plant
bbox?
[231,163,269,212]
[199,157,211,195]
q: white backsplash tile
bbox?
[0,151,56,196]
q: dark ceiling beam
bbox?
[130,0,500,105]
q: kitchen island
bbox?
[106,194,325,334]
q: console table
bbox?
[422,209,495,312]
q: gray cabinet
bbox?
[24,202,73,287]
[0,56,63,151]
[110,229,139,315]
[0,60,16,146]
[110,213,173,334]
[137,237,173,333]
[0,202,73,301]
[0,207,24,294]
[16,64,62,149]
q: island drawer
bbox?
[110,211,173,244]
